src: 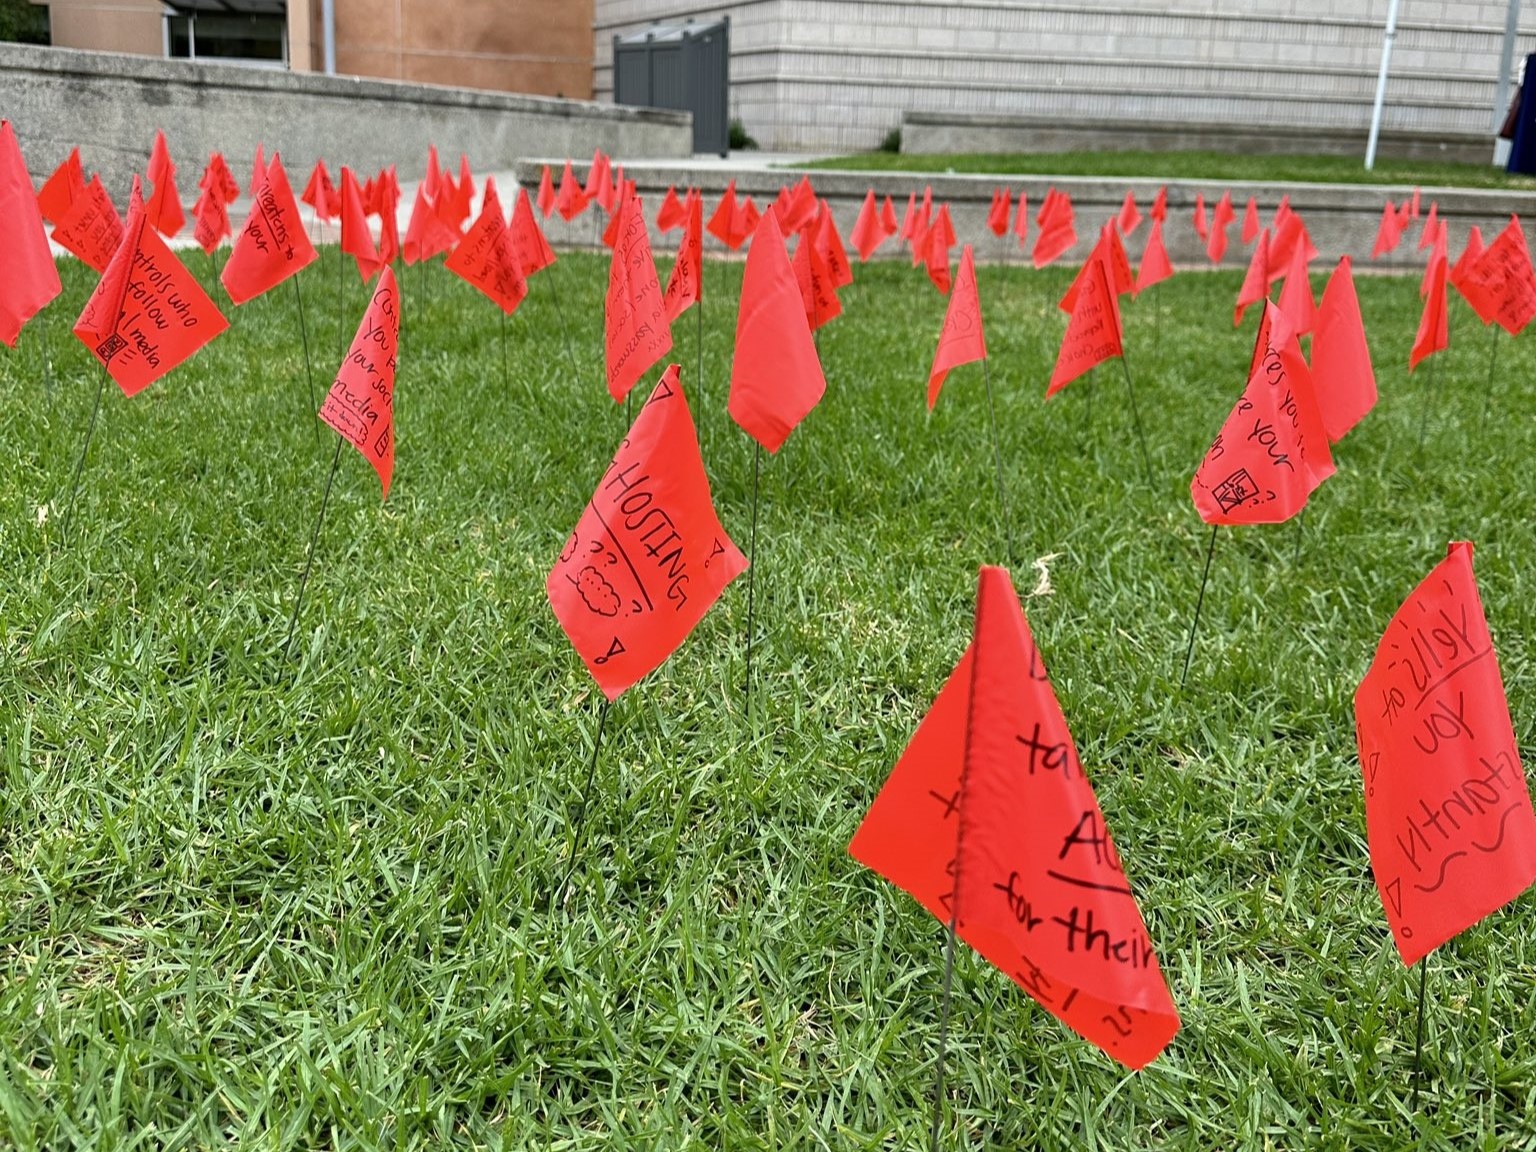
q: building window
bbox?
[165,2,287,66]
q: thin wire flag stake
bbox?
[1180,524,1220,689]
[543,257,581,380]
[743,442,763,714]
[282,437,344,664]
[1417,354,1439,450]
[981,357,1012,565]
[1481,324,1501,418]
[552,696,613,909]
[58,368,108,544]
[929,915,960,1152]
[1117,349,1155,486]
[1411,960,1430,1112]
[292,275,320,445]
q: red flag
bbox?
[1115,190,1141,237]
[1192,192,1208,240]
[1060,226,1132,312]
[881,194,898,238]
[816,200,853,289]
[664,189,703,323]
[924,203,956,294]
[927,244,985,409]
[453,154,475,226]
[402,182,459,265]
[204,152,239,207]
[605,192,673,402]
[37,146,85,225]
[555,159,588,221]
[1371,201,1404,259]
[1151,185,1167,224]
[897,192,917,242]
[777,175,816,234]
[793,217,842,332]
[444,184,526,315]
[301,160,338,223]
[1012,191,1029,248]
[1396,198,1413,231]
[221,156,318,304]
[1411,241,1449,370]
[537,164,556,218]
[249,144,264,201]
[1191,302,1334,525]
[374,166,401,268]
[1206,191,1234,265]
[707,180,748,250]
[735,193,761,242]
[422,145,442,203]
[339,166,383,281]
[1048,253,1121,397]
[851,189,885,261]
[361,174,380,217]
[1449,225,1485,300]
[986,188,1011,238]
[656,185,686,232]
[1420,218,1445,301]
[586,149,614,214]
[1241,196,1259,245]
[74,178,228,396]
[51,174,123,274]
[849,566,1180,1070]
[1033,189,1076,269]
[319,266,400,498]
[1268,213,1317,285]
[909,186,933,260]
[1311,257,1376,442]
[1355,541,1536,967]
[1460,216,1536,335]
[547,366,747,700]
[1408,187,1422,219]
[1134,217,1172,296]
[729,210,827,452]
[191,184,230,256]
[1272,194,1293,235]
[1234,229,1270,326]
[0,120,63,347]
[508,186,556,278]
[1276,234,1315,336]
[1417,202,1440,251]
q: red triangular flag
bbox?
[1311,256,1376,442]
[221,156,318,304]
[1355,541,1536,967]
[1371,201,1403,259]
[1417,202,1440,251]
[1191,302,1333,525]
[302,160,339,223]
[605,191,672,402]
[777,175,816,235]
[142,131,189,235]
[849,565,1180,1070]
[198,153,237,208]
[897,192,917,242]
[1115,190,1141,237]
[1192,193,1208,240]
[1460,216,1536,335]
[586,149,614,214]
[1,121,63,347]
[817,200,853,289]
[1151,185,1167,223]
[1276,235,1315,336]
[729,210,827,452]
[1268,213,1318,285]
[319,265,400,498]
[1234,229,1270,327]
[51,174,123,274]
[37,146,85,225]
[452,154,475,227]
[851,189,884,261]
[555,159,588,221]
[1408,187,1421,219]
[1059,226,1132,313]
[1134,218,1172,296]
[444,182,526,315]
[508,187,556,278]
[987,188,1011,238]
[1449,225,1485,301]
[74,178,228,396]
[927,244,985,409]
[1033,188,1076,269]
[664,190,703,323]
[707,180,745,250]
[547,366,747,700]
[1048,253,1121,397]
[422,146,442,203]
[339,166,383,281]
[1410,242,1449,370]
[1241,196,1259,245]
[924,203,956,294]
[881,194,898,238]
[793,217,843,332]
[1012,190,1029,248]
[735,194,761,242]
[537,164,556,218]
[402,181,458,265]
[191,185,229,255]
[374,165,401,268]
[249,144,265,200]
[1206,191,1234,265]
[656,185,686,232]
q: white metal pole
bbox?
[1365,0,1403,170]
[1495,0,1522,132]
[323,0,337,75]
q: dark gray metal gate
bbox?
[612,18,730,156]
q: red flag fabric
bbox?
[707,180,749,250]
[402,182,458,265]
[986,188,1011,237]
[778,175,816,235]
[1033,189,1076,269]
[555,159,588,221]
[1241,196,1259,245]
[1192,192,1208,240]
[37,146,85,225]
[1206,191,1234,265]
[1059,226,1132,313]
[1276,235,1315,336]
[1151,185,1167,223]
[1396,198,1413,231]
[1419,218,1445,301]
[927,244,986,409]
[1449,225,1485,300]
[851,189,884,261]
[52,174,123,274]
[881,194,898,238]
[924,203,956,294]
[817,200,853,289]
[848,566,1181,1070]
[302,160,339,223]
[444,183,526,315]
[585,149,614,214]
[1234,229,1270,326]
[1355,541,1536,967]
[1048,253,1121,397]
[74,178,228,396]
[656,185,686,232]
[1115,190,1142,237]
[1191,302,1334,525]
[508,186,556,278]
[340,166,383,281]
[537,164,556,218]
[0,120,64,347]
[1411,239,1449,370]
[1417,202,1440,251]
[1268,213,1317,285]
[729,210,827,452]
[1408,187,1422,219]
[319,265,400,498]
[735,194,761,242]
[453,154,475,226]
[192,184,230,255]
[1012,191,1029,248]
[793,217,843,332]
[142,130,185,238]
[605,191,673,402]
[1134,217,1173,296]
[361,174,380,217]
[664,189,703,323]
[1460,216,1536,335]
[374,165,401,268]
[249,144,264,200]
[1371,201,1404,259]
[221,156,318,304]
[1311,257,1376,442]
[1272,194,1293,234]
[422,145,442,203]
[897,192,917,243]
[547,366,747,700]
[909,186,933,260]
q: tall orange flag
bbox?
[1311,257,1376,442]
[1048,253,1121,397]
[729,210,827,452]
[319,266,400,498]
[547,366,748,700]
[1134,217,1172,296]
[605,191,673,402]
[73,178,228,396]
[664,189,703,323]
[1,120,63,347]
[52,175,123,274]
[221,155,318,305]
[1191,302,1333,525]
[144,129,185,238]
[927,245,986,409]
[849,566,1180,1070]
[1355,542,1536,966]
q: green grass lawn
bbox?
[802,149,1536,191]
[2,245,1535,1149]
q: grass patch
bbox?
[2,247,1535,1148]
[801,150,1536,191]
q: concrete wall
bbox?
[2,43,690,201]
[593,0,1536,155]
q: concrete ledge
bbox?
[901,112,1494,167]
[4,43,691,198]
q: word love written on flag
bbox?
[319,266,401,497]
[548,366,747,700]
[1355,542,1536,966]
[850,566,1180,1070]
